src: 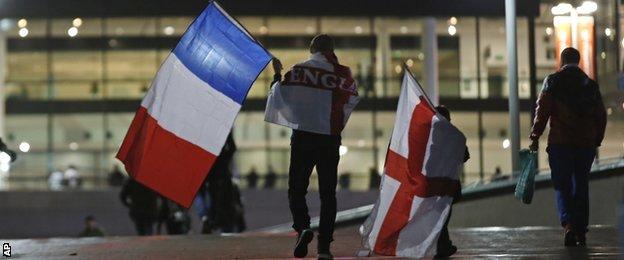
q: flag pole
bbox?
[403,64,437,111]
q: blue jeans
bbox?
[547,144,596,233]
[193,186,211,219]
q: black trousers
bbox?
[208,169,235,232]
[288,143,339,244]
[131,216,155,236]
[437,207,452,249]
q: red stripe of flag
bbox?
[116,107,217,207]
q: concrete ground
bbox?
[2,225,621,259]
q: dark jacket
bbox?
[208,133,236,181]
[530,65,607,148]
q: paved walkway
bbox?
[2,226,621,259]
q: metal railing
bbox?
[257,156,624,233]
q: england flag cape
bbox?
[264,52,360,135]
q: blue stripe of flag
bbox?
[173,2,271,104]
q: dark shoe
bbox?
[201,217,212,234]
[317,252,333,260]
[434,244,458,258]
[293,229,314,258]
[576,233,587,247]
[564,226,577,247]
[317,242,333,260]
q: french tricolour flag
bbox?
[360,68,466,257]
[116,2,271,207]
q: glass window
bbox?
[5,114,49,175]
[375,18,422,36]
[106,50,158,80]
[107,113,135,150]
[51,18,102,37]
[7,18,47,38]
[389,38,460,98]
[108,80,149,99]
[7,52,48,80]
[6,52,48,100]
[106,17,157,37]
[481,112,533,176]
[52,51,103,99]
[53,51,102,80]
[52,114,104,153]
[341,112,375,188]
[51,114,105,188]
[233,112,268,175]
[268,17,317,35]
[159,17,193,36]
[321,17,370,35]
[478,18,531,99]
[236,16,265,36]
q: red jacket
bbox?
[530,65,607,148]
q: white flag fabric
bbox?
[360,70,466,257]
[264,52,360,135]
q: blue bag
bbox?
[514,149,538,204]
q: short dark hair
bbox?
[436,105,451,121]
[310,34,334,53]
[561,47,580,65]
[85,215,95,222]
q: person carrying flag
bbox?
[359,69,465,258]
[268,34,360,259]
[434,105,470,258]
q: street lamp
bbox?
[551,1,597,16]
[551,1,597,47]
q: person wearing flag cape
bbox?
[265,34,360,259]
[359,68,466,258]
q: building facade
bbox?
[0,0,623,190]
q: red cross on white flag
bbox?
[360,68,467,257]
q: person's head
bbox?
[309,34,334,53]
[436,105,451,121]
[85,215,97,229]
[560,47,580,67]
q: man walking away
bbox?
[529,47,607,247]
[435,106,469,258]
[120,178,159,236]
[270,34,359,259]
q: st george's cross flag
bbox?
[116,2,271,207]
[360,68,466,257]
[264,52,360,135]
